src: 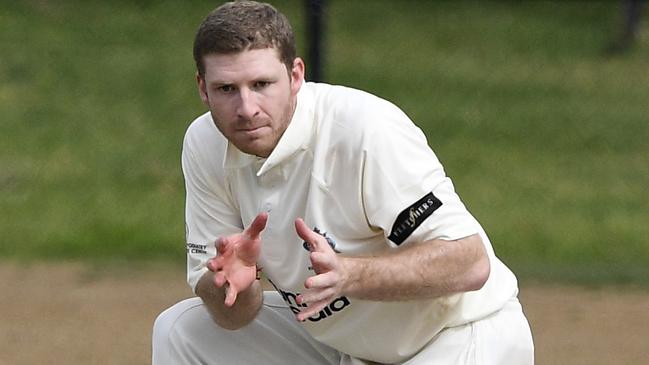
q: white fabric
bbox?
[152,293,533,364]
[180,82,524,362]
[152,293,341,365]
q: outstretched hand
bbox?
[294,218,348,321]
[207,212,268,307]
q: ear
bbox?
[289,57,305,95]
[196,72,209,105]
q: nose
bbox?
[236,88,260,121]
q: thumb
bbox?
[223,284,238,307]
[295,218,326,252]
[246,212,268,240]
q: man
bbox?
[152,1,534,364]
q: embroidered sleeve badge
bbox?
[388,192,442,245]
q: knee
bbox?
[152,303,179,362]
[152,305,174,347]
[152,298,205,363]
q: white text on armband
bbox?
[388,192,442,245]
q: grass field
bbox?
[1,1,648,285]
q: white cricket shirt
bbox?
[182,82,519,363]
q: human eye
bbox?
[217,84,235,93]
[253,80,271,90]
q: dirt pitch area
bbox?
[1,261,647,364]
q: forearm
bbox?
[196,271,263,330]
[341,234,490,301]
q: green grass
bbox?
[1,1,648,285]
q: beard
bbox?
[211,93,297,158]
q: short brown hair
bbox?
[193,1,296,77]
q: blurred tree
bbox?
[604,0,644,55]
[305,0,326,81]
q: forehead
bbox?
[202,48,286,83]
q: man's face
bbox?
[197,48,304,158]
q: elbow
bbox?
[461,235,491,292]
[206,296,259,330]
[203,298,259,331]
[212,315,248,331]
[197,279,263,331]
[465,254,490,292]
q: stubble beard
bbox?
[251,93,297,158]
[212,87,298,158]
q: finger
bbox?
[305,270,338,289]
[246,212,268,239]
[210,255,227,272]
[216,237,229,254]
[309,251,336,274]
[207,256,223,272]
[298,286,336,305]
[294,218,314,241]
[207,258,218,272]
[214,271,227,287]
[296,299,330,322]
[294,218,329,253]
[224,284,238,307]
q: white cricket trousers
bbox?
[152,292,534,364]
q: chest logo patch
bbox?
[303,227,341,253]
[388,192,442,245]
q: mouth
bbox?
[235,120,268,131]
[237,125,270,138]
[238,126,263,132]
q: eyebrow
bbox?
[205,77,232,86]
[208,76,276,87]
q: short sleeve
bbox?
[182,119,243,293]
[360,102,479,246]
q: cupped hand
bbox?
[294,218,348,321]
[207,212,268,306]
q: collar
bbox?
[223,82,315,176]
